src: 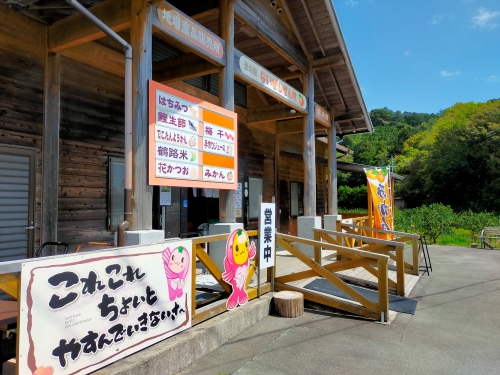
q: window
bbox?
[248,177,263,219]
[290,181,304,217]
[108,157,125,231]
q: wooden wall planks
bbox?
[0,4,45,250]
[58,56,125,249]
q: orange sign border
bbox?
[148,80,238,190]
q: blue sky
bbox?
[334,0,500,113]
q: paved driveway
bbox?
[180,246,500,375]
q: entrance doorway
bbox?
[0,144,36,260]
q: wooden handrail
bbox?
[191,230,258,245]
[313,228,404,247]
[340,224,420,276]
[343,223,420,239]
[276,233,389,261]
[275,233,389,321]
[314,229,406,296]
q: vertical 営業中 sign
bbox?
[259,203,276,269]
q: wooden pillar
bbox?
[303,60,316,216]
[131,0,153,230]
[218,0,236,223]
[327,114,337,215]
[275,134,280,232]
[367,181,373,236]
[42,52,61,254]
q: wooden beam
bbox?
[60,42,125,77]
[247,121,276,134]
[276,119,331,134]
[131,0,153,230]
[152,53,218,83]
[42,52,61,255]
[49,0,131,52]
[335,111,364,122]
[279,151,328,166]
[192,8,219,21]
[276,119,303,134]
[247,104,301,124]
[313,55,345,70]
[234,0,308,72]
[218,0,236,223]
[271,67,302,81]
[303,60,316,217]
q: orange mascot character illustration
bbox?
[222,229,256,310]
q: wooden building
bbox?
[0,0,373,258]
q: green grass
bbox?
[338,208,368,214]
[434,228,500,248]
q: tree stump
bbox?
[273,291,304,318]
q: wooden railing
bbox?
[190,230,270,325]
[0,231,267,327]
[313,228,406,296]
[341,223,420,276]
[275,233,389,322]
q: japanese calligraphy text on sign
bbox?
[259,203,276,269]
[156,3,224,64]
[149,81,238,189]
[238,54,307,112]
[314,104,331,127]
[19,241,192,375]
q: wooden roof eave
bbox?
[321,0,373,134]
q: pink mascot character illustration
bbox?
[162,245,190,301]
[222,229,256,310]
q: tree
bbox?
[411,204,455,244]
[397,100,500,213]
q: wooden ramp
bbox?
[275,249,420,299]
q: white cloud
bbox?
[345,0,359,7]
[404,50,410,56]
[428,15,444,25]
[440,70,461,77]
[472,7,500,29]
[488,75,500,82]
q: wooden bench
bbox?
[481,227,500,249]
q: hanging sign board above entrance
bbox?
[314,104,331,127]
[18,241,193,375]
[155,2,225,66]
[235,50,307,114]
[149,81,238,190]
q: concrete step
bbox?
[94,294,273,375]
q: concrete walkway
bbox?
[179,246,500,375]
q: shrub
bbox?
[337,185,367,209]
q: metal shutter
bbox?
[0,153,30,262]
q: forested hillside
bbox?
[339,99,500,214]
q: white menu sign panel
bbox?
[149,81,238,190]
